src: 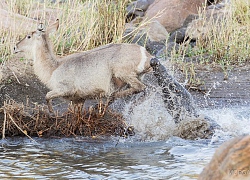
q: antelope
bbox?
[14,19,153,112]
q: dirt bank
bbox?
[188,63,250,108]
[0,57,49,107]
[1,57,250,138]
[0,57,131,138]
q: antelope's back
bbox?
[48,43,152,97]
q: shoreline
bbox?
[1,57,250,138]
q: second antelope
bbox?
[14,20,153,112]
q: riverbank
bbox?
[0,57,130,138]
[1,56,250,139]
[187,62,250,108]
[1,0,250,139]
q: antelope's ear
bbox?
[46,19,59,34]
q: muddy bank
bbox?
[1,57,250,139]
[187,63,250,108]
[1,99,129,138]
[0,57,49,107]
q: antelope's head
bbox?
[14,19,59,57]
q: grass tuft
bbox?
[169,0,250,86]
[0,0,129,60]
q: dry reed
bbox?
[0,99,133,138]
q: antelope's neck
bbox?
[33,49,58,85]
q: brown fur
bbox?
[14,20,153,112]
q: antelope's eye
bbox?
[27,35,31,39]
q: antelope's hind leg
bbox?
[113,75,146,98]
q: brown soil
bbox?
[0,56,49,107]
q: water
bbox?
[0,137,212,180]
[1,105,250,179]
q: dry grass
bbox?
[54,0,129,55]
[1,1,249,67]
[170,0,250,86]
[0,0,129,59]
[1,99,133,139]
[199,0,250,64]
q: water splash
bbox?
[200,106,250,144]
[119,87,250,142]
[122,89,176,141]
[112,58,250,142]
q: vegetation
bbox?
[202,0,249,64]
[1,99,130,138]
[168,0,250,85]
[173,0,250,64]
[0,0,129,59]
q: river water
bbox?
[1,97,250,179]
